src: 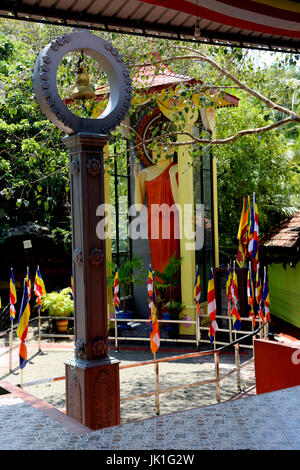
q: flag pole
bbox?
[9,320,13,372]
[113,265,119,352]
[19,277,27,389]
[38,303,41,353]
[9,267,16,372]
[233,261,237,343]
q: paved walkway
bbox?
[0,340,256,424]
[0,332,299,451]
[0,379,299,450]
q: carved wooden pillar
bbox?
[64,132,120,430]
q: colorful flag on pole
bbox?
[113,265,120,315]
[148,264,154,318]
[34,266,46,306]
[194,265,201,316]
[71,269,74,294]
[34,266,46,297]
[237,197,246,267]
[231,262,242,331]
[255,263,264,323]
[207,268,218,343]
[10,268,17,321]
[263,266,271,323]
[149,267,160,355]
[150,312,160,355]
[226,264,232,317]
[247,263,256,327]
[248,192,259,271]
[26,267,31,301]
[237,197,250,267]
[16,280,31,369]
[246,195,252,249]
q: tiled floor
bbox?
[0,380,299,450]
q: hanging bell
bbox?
[70,65,96,101]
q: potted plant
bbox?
[107,256,146,327]
[40,287,74,332]
[155,255,184,334]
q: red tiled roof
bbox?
[133,64,196,91]
[94,62,240,108]
[261,210,300,249]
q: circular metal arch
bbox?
[33,30,132,135]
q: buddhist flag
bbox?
[207,268,218,343]
[71,269,74,293]
[247,263,256,327]
[236,197,250,267]
[263,266,271,323]
[149,268,160,355]
[148,264,154,318]
[248,193,259,271]
[194,265,201,316]
[113,265,120,315]
[231,262,241,331]
[255,263,264,323]
[26,267,31,301]
[34,266,46,306]
[9,268,17,321]
[150,314,160,355]
[226,264,232,317]
[17,280,31,369]
[246,195,252,249]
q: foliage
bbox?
[0,23,71,242]
[155,256,184,318]
[214,97,299,258]
[107,256,146,310]
[51,226,72,255]
[0,17,299,256]
[155,255,182,292]
[40,287,73,317]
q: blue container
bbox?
[117,310,133,329]
[163,312,173,332]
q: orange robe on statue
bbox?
[144,163,180,275]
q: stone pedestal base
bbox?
[65,357,120,430]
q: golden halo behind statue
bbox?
[134,105,169,167]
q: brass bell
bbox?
[71,64,96,101]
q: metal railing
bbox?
[109,307,268,351]
[0,315,268,421]
[119,323,267,415]
[0,314,74,373]
[0,304,268,374]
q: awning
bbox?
[0,0,299,53]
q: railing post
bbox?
[259,317,263,339]
[9,320,13,371]
[229,315,233,344]
[155,362,160,415]
[196,311,200,348]
[114,313,119,351]
[215,351,220,402]
[235,343,241,392]
[38,308,41,353]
